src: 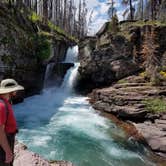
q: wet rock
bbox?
[14,141,74,166]
[77,34,138,92]
[89,76,166,157]
[134,122,166,156]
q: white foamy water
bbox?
[14,46,156,166]
[64,46,78,63]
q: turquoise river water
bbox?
[14,47,157,166]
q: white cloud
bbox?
[82,0,124,35]
[88,17,107,35]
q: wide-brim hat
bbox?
[0,79,24,94]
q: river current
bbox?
[14,47,156,166]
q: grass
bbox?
[28,12,78,43]
[119,20,166,40]
[143,98,166,113]
[131,20,166,27]
[120,20,166,30]
[48,21,78,42]
[117,79,129,84]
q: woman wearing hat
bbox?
[0,79,24,166]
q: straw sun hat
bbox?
[0,79,24,94]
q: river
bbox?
[14,46,156,166]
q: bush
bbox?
[31,34,51,60]
[29,12,42,23]
[37,35,51,60]
[139,71,147,78]
[143,98,166,113]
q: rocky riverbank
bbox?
[77,22,166,93]
[77,20,166,159]
[89,75,166,158]
[14,141,74,166]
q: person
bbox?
[0,79,24,166]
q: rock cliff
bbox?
[90,75,166,158]
[0,1,76,97]
[78,21,166,158]
[77,22,166,92]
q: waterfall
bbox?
[44,63,55,88]
[64,46,78,63]
[44,46,78,89]
[14,44,156,166]
[61,45,79,92]
[61,63,80,93]
[44,43,55,88]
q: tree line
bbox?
[108,0,166,22]
[7,0,88,39]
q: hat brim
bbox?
[0,85,24,94]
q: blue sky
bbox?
[85,0,124,35]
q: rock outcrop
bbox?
[14,141,74,166]
[0,1,76,97]
[77,35,139,92]
[77,20,166,158]
[90,75,166,157]
[77,22,166,92]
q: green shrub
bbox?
[31,34,51,60]
[143,98,166,113]
[29,12,42,23]
[48,21,66,35]
[36,35,51,60]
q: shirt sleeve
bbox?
[0,103,6,126]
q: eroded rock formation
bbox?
[90,75,166,157]
[77,23,166,92]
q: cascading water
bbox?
[64,46,78,63]
[61,63,80,93]
[14,46,156,166]
[44,62,55,88]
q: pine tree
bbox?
[107,0,116,20]
[122,0,137,20]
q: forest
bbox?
[4,0,166,38]
[108,0,165,22]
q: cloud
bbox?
[74,0,124,35]
[88,17,107,35]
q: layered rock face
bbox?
[90,75,166,157]
[77,23,166,92]
[78,22,166,157]
[0,2,43,96]
[77,35,139,91]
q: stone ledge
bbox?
[14,141,74,166]
[89,77,166,157]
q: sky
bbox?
[84,0,124,35]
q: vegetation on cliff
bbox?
[6,0,88,39]
[0,0,77,96]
